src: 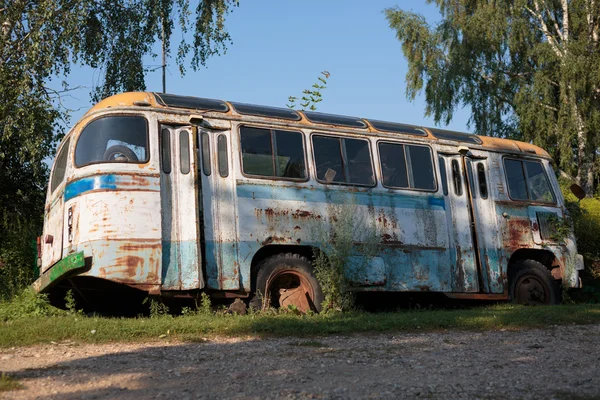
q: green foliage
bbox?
[287,71,330,111]
[386,1,600,195]
[0,1,237,299]
[199,292,212,315]
[0,288,63,322]
[312,197,379,313]
[3,304,600,347]
[143,297,170,318]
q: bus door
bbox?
[198,127,240,291]
[159,125,203,290]
[440,154,479,292]
[463,157,503,293]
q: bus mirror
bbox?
[570,184,586,200]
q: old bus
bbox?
[34,92,584,311]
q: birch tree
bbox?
[386,0,600,195]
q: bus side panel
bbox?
[235,182,453,293]
[67,183,162,288]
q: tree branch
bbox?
[526,2,563,58]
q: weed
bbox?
[0,288,62,322]
[312,195,379,312]
[0,373,23,392]
[64,289,83,315]
[199,292,212,315]
[143,297,170,318]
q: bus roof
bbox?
[86,92,550,158]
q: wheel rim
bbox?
[265,269,316,313]
[515,275,550,305]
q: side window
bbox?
[378,142,435,190]
[438,156,448,196]
[504,158,555,202]
[451,159,463,196]
[75,116,148,167]
[240,126,306,179]
[50,138,71,193]
[201,132,211,176]
[313,135,374,185]
[217,135,228,178]
[524,160,554,202]
[477,162,488,199]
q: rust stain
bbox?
[292,209,321,219]
[416,285,431,291]
[507,218,533,250]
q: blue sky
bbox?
[60,1,471,136]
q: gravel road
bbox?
[1,324,599,399]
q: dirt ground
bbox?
[1,324,600,399]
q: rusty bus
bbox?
[34,92,585,311]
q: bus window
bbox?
[240,126,306,179]
[451,159,463,196]
[75,116,148,167]
[524,161,555,202]
[179,131,190,174]
[313,135,374,185]
[161,128,171,174]
[406,145,435,190]
[201,132,211,176]
[505,158,555,202]
[218,135,228,177]
[477,162,488,199]
[438,156,448,196]
[379,142,434,190]
[50,138,70,193]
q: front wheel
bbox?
[253,253,323,313]
[509,260,561,305]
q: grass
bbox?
[1,303,600,347]
[0,373,23,392]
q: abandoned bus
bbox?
[34,92,584,311]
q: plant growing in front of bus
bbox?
[287,71,331,111]
[143,297,170,318]
[64,290,83,316]
[313,195,379,312]
[199,292,212,315]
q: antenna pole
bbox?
[161,15,166,93]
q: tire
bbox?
[509,259,561,305]
[253,253,323,313]
[103,145,138,162]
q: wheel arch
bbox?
[249,244,326,292]
[508,248,561,280]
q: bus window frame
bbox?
[310,132,377,188]
[74,113,150,169]
[237,124,310,183]
[503,156,557,205]
[376,139,438,193]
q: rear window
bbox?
[504,158,555,203]
[378,142,436,191]
[75,116,149,167]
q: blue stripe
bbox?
[236,182,445,210]
[64,174,160,202]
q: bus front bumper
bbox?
[32,252,86,293]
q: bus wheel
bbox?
[103,145,138,162]
[509,260,561,305]
[254,253,323,313]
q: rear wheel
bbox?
[253,253,323,313]
[509,260,561,305]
